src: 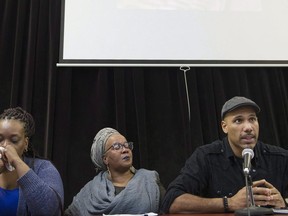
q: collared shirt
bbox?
[160,137,288,213]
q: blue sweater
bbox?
[16,157,64,215]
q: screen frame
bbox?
[58,0,288,67]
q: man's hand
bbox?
[229,185,250,211]
[253,179,286,208]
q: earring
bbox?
[25,137,29,152]
[107,165,112,180]
[130,166,136,174]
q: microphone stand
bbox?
[235,170,273,216]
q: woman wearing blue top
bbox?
[0,107,64,216]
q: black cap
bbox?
[221,96,260,119]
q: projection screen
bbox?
[58,0,288,66]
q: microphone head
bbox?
[242,148,254,159]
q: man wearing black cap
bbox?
[161,96,288,213]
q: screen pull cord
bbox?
[180,66,191,122]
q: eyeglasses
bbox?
[104,142,134,154]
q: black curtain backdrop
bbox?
[1,0,288,208]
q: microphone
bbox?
[235,148,273,216]
[242,148,254,175]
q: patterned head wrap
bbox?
[90,127,120,171]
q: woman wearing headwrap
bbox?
[65,127,165,216]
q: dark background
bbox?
[1,0,288,208]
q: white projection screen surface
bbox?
[58,0,288,66]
